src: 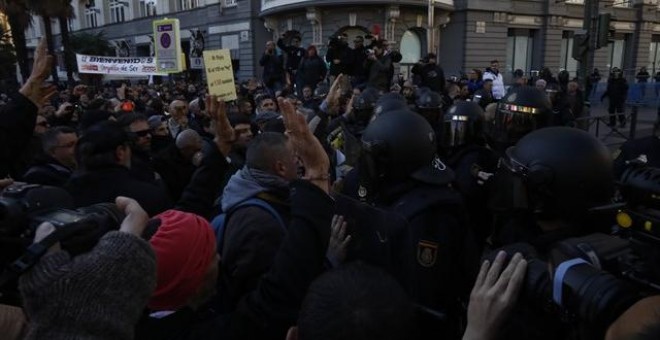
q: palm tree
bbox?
[55,0,76,87]
[0,0,31,82]
[26,0,75,85]
[69,31,113,87]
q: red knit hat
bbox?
[148,210,216,311]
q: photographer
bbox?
[259,41,285,95]
[277,35,306,88]
[411,53,446,95]
[365,40,392,92]
[18,197,157,339]
[325,35,352,81]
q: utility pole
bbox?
[578,0,600,91]
[428,0,435,55]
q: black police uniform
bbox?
[353,111,478,338]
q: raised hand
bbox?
[19,38,57,108]
[326,215,351,267]
[279,97,330,192]
[463,251,527,340]
[205,95,235,157]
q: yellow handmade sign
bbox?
[203,49,237,101]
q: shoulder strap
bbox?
[234,198,286,231]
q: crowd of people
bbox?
[0,35,659,340]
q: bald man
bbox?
[153,128,203,202]
[168,100,189,138]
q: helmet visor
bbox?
[442,115,469,148]
[491,103,545,146]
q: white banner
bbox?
[76,54,166,76]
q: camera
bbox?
[0,183,124,287]
[490,235,650,339]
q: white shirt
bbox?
[483,70,506,100]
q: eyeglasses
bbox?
[133,129,151,137]
[55,141,76,149]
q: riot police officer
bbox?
[443,102,498,249]
[545,83,575,127]
[488,85,552,155]
[488,127,616,340]
[357,110,477,338]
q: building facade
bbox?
[261,0,660,83]
[25,0,270,81]
[19,0,660,83]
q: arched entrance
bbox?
[399,29,425,81]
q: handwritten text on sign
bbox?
[203,49,237,101]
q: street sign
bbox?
[153,18,183,73]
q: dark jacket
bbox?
[603,77,629,101]
[152,144,197,203]
[130,149,160,184]
[366,53,393,92]
[219,169,292,310]
[0,94,38,178]
[296,56,327,87]
[175,142,232,220]
[351,46,368,79]
[412,63,446,93]
[22,155,74,187]
[277,39,306,72]
[325,44,352,76]
[230,180,334,340]
[65,165,172,216]
[259,53,284,86]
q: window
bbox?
[506,29,534,76]
[109,0,126,23]
[648,37,660,76]
[565,0,584,3]
[224,0,237,6]
[178,0,201,10]
[613,0,631,8]
[140,0,157,17]
[560,31,579,76]
[85,8,99,28]
[608,38,626,70]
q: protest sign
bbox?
[76,54,165,76]
[203,49,237,101]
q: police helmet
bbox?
[490,86,552,152]
[373,93,408,119]
[503,127,614,219]
[442,101,485,149]
[415,90,443,126]
[360,110,453,193]
[352,89,378,122]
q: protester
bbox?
[296,45,327,96]
[411,53,446,94]
[22,126,77,187]
[259,41,285,95]
[19,197,157,340]
[483,60,505,100]
[277,35,306,87]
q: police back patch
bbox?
[417,240,438,267]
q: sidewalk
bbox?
[584,84,658,149]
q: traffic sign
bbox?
[153,18,183,73]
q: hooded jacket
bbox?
[219,167,291,310]
[483,67,506,100]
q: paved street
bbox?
[584,83,658,149]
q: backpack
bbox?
[211,198,286,256]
